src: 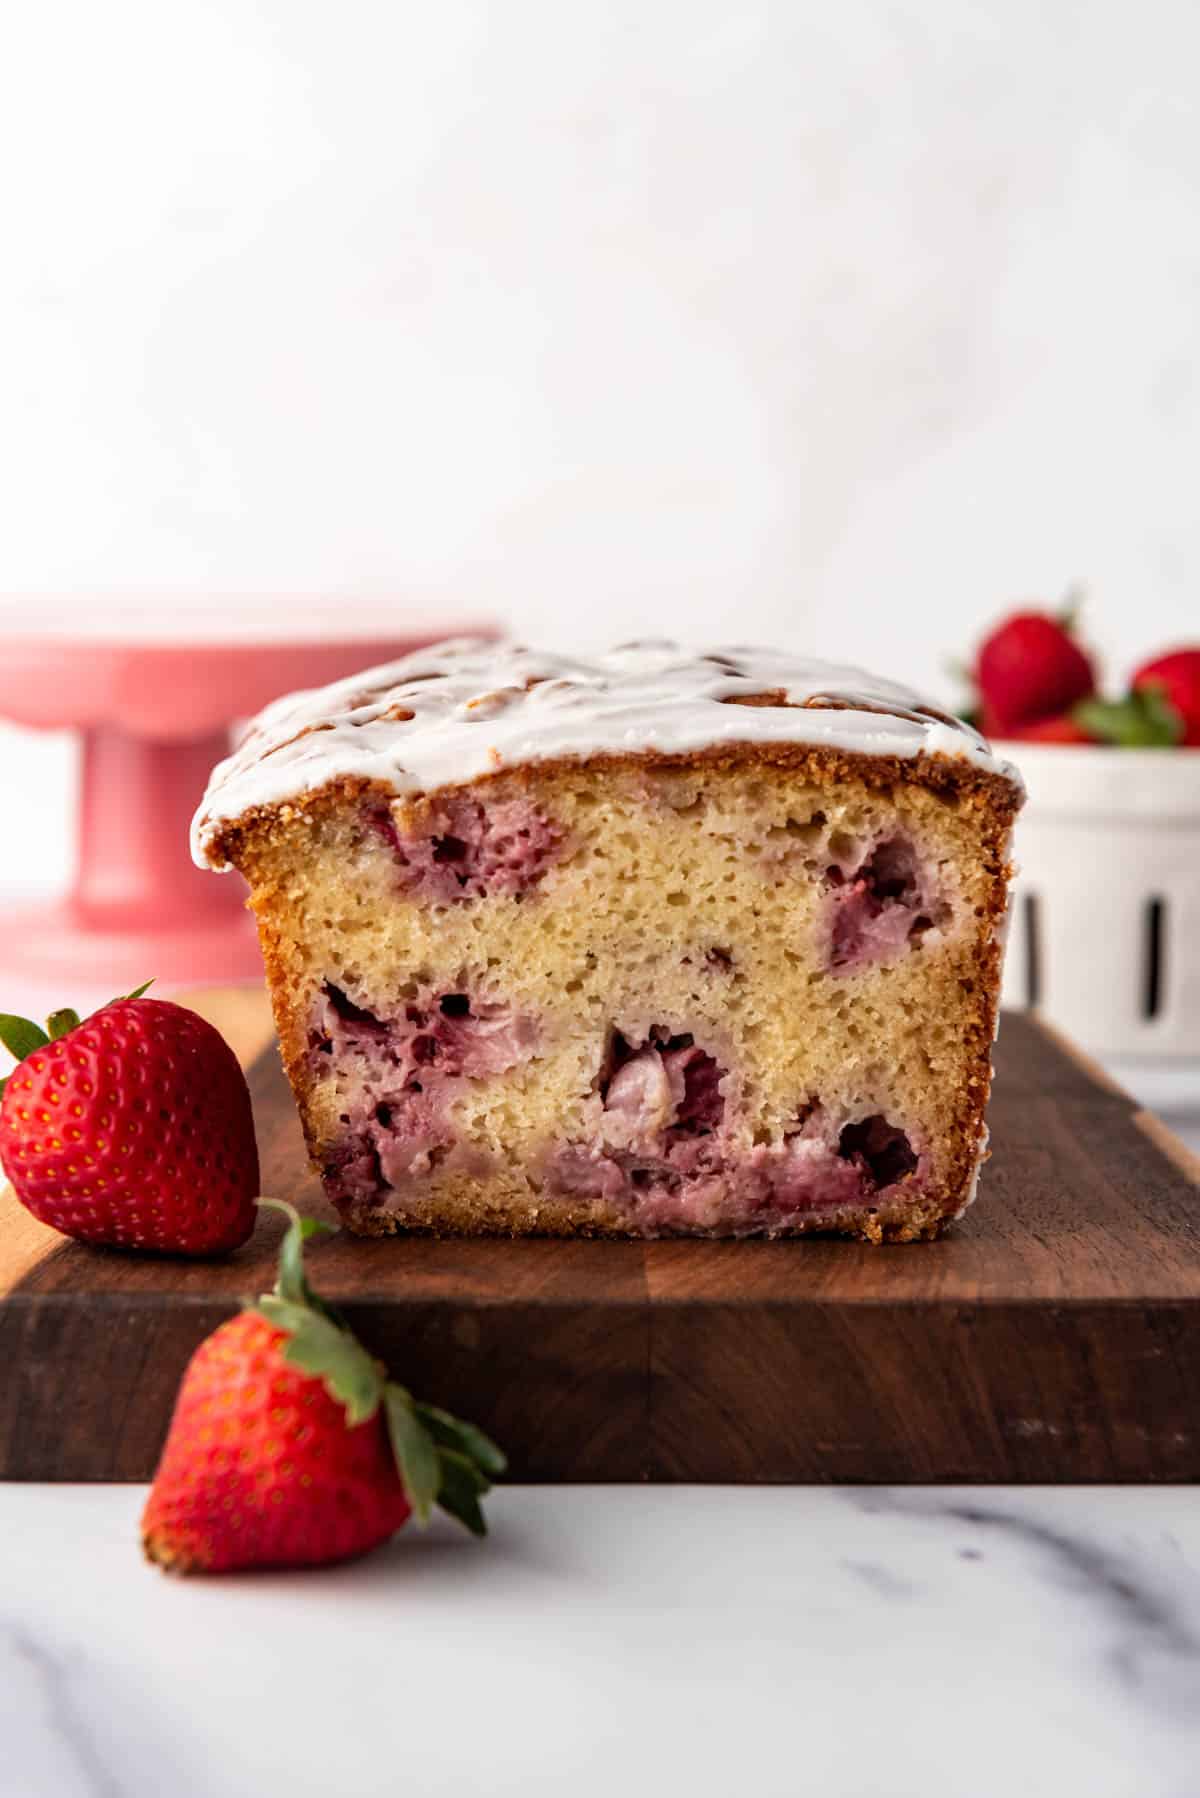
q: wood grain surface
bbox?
[2,994,1198,1483]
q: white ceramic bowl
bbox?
[1000,745,1200,1059]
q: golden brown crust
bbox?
[333,1184,954,1244]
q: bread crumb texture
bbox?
[229,745,1016,1242]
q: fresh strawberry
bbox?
[974,610,1096,732]
[142,1201,505,1573]
[0,989,258,1254]
[1132,648,1200,746]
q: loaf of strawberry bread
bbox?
[193,640,1023,1241]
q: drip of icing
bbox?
[192,638,1023,868]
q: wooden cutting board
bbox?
[3,991,1198,1484]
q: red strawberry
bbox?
[142,1201,504,1573]
[0,990,258,1254]
[975,610,1096,732]
[1132,648,1200,746]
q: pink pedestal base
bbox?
[0,722,265,991]
[0,896,264,989]
[0,620,499,992]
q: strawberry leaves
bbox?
[257,1201,383,1424]
[385,1388,443,1523]
[0,1015,49,1096]
[253,1200,506,1534]
[1074,688,1182,748]
[263,1296,386,1425]
[414,1402,508,1480]
[103,980,155,1009]
[268,1200,335,1312]
[0,1015,49,1060]
[432,1447,491,1538]
[384,1390,506,1533]
[0,984,156,1098]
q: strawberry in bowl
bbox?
[969,606,1199,752]
[962,606,1200,1060]
[974,608,1097,737]
[1130,648,1200,746]
[0,989,259,1254]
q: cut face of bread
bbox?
[195,642,1022,1242]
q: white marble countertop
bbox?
[3,1483,1200,1798]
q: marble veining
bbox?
[845,1489,1200,1710]
[945,1502,1200,1693]
[5,1619,128,1798]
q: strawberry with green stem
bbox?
[1078,647,1200,748]
[142,1200,506,1573]
[0,986,258,1255]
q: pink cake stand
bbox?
[0,621,497,989]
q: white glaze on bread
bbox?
[193,637,1021,869]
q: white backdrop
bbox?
[2,0,1198,893]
